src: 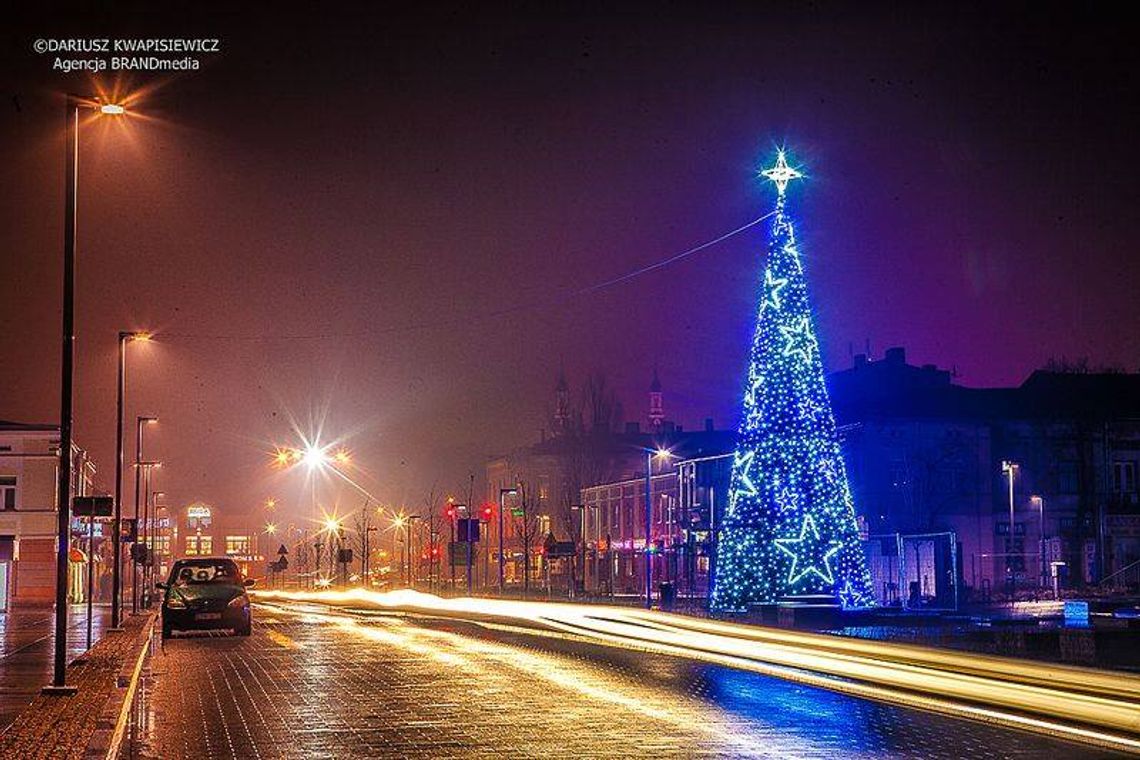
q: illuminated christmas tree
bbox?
[710,151,874,612]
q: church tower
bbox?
[553,367,571,434]
[648,367,664,431]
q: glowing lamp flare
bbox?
[99,103,126,115]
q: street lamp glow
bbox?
[322,515,342,534]
[303,446,329,469]
[654,447,672,460]
[99,103,126,115]
[266,523,277,535]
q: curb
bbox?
[84,615,154,760]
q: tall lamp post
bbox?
[1031,494,1046,592]
[111,331,150,631]
[644,448,672,610]
[145,489,165,606]
[132,417,158,613]
[46,95,127,695]
[498,488,517,595]
[1001,460,1019,605]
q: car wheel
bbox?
[236,622,251,637]
[161,623,172,640]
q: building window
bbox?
[225,536,250,555]
[186,535,213,556]
[536,516,551,537]
[1113,462,1136,494]
[1058,461,1080,495]
[0,477,15,510]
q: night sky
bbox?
[2,5,1136,523]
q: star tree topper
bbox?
[760,149,804,196]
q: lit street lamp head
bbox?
[99,103,126,115]
[303,445,329,469]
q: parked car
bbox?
[157,557,255,639]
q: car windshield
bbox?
[170,560,242,585]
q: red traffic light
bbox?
[445,507,456,519]
[481,504,493,520]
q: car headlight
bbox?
[228,595,249,609]
[166,594,187,609]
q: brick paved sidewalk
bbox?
[0,605,114,730]
[0,613,153,760]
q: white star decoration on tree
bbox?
[760,150,804,196]
[774,514,842,585]
[779,316,817,362]
[762,269,788,312]
[734,450,759,497]
[775,485,803,513]
[838,579,871,609]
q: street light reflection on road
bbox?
[251,588,1140,753]
[255,598,805,758]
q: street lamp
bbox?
[644,448,673,609]
[111,330,150,631]
[47,94,127,695]
[131,417,158,614]
[1031,495,1046,592]
[143,488,165,606]
[1001,460,1019,605]
[570,504,597,597]
[136,463,161,608]
[498,488,518,595]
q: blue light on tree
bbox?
[710,150,874,612]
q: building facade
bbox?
[574,351,1140,604]
[486,371,732,593]
[170,502,265,580]
[0,421,98,610]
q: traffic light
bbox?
[445,506,456,520]
[481,503,493,521]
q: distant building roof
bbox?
[828,348,1140,423]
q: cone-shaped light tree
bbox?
[710,151,874,612]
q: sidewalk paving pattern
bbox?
[0,605,114,731]
[0,611,151,760]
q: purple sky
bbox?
[2,5,1137,524]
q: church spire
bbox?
[553,366,570,433]
[648,367,664,430]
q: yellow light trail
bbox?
[252,588,1140,753]
[255,599,838,758]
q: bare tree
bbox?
[581,371,623,434]
[352,505,380,582]
[512,478,545,594]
